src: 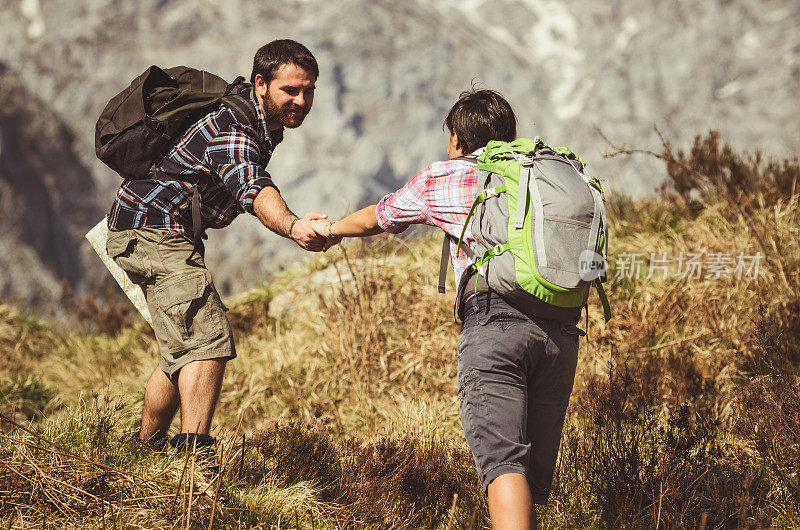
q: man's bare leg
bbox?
[177,358,227,435]
[139,368,180,442]
[487,473,538,529]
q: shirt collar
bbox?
[249,87,284,147]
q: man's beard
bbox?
[263,93,309,128]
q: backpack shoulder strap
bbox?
[220,80,260,131]
[438,233,476,293]
[452,154,478,164]
[437,156,486,293]
[438,235,452,294]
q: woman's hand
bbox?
[311,219,342,251]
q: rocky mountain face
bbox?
[0,0,797,310]
[0,62,104,311]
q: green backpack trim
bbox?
[446,139,611,322]
[501,168,588,307]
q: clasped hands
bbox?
[289,212,341,252]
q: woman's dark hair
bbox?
[251,39,319,84]
[443,89,517,154]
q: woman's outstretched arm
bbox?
[313,204,385,239]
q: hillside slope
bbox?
[1,134,798,527]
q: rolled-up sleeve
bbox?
[375,166,433,233]
[206,120,279,215]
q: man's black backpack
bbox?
[95,65,258,180]
[95,66,260,251]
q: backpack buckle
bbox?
[503,152,533,166]
[143,115,167,134]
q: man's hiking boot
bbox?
[170,433,220,474]
[128,431,168,454]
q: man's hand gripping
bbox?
[290,212,331,252]
[310,218,342,251]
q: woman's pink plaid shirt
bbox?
[375,151,483,289]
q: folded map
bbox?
[85,217,153,326]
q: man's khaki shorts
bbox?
[106,228,236,379]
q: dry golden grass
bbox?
[1,131,799,527]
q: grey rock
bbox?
[0,61,103,313]
[0,0,797,310]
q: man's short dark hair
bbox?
[251,39,319,84]
[443,89,517,154]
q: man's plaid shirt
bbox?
[107,87,282,238]
[375,150,483,288]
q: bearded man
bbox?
[105,40,325,455]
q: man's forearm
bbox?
[253,186,296,238]
[253,186,328,251]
